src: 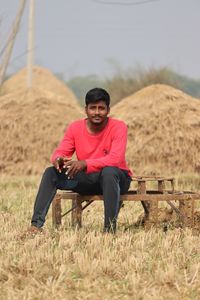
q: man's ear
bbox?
[108,106,110,114]
[85,106,88,114]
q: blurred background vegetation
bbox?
[63,66,200,106]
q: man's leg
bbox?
[31,166,78,228]
[100,167,131,233]
[72,171,101,195]
[31,166,130,232]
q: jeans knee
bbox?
[101,167,119,180]
[43,166,55,176]
[42,166,58,182]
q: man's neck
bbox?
[86,117,109,134]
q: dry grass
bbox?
[0,175,200,300]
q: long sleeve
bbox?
[51,125,75,163]
[50,118,131,175]
[85,124,128,173]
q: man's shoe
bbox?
[20,225,43,240]
[27,225,43,234]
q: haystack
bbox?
[0,67,83,175]
[0,65,76,100]
[112,84,200,175]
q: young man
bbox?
[30,88,132,233]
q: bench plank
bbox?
[57,191,200,202]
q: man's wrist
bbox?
[82,160,87,170]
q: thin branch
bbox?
[0,0,27,85]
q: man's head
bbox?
[85,88,110,107]
[85,88,110,126]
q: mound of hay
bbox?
[112,84,200,175]
[0,87,83,175]
[0,65,76,100]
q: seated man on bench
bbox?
[29,88,132,233]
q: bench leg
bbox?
[145,200,158,229]
[52,193,62,227]
[71,195,82,228]
[179,199,195,228]
[138,181,150,216]
[158,180,165,193]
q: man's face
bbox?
[85,100,110,125]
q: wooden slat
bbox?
[52,193,62,226]
[158,180,165,193]
[132,176,174,182]
[71,194,82,228]
[58,191,200,202]
[137,180,149,216]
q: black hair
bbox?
[85,88,110,107]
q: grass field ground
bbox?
[0,175,200,300]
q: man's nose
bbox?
[95,108,100,114]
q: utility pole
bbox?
[27,0,35,88]
[0,0,26,86]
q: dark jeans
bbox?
[31,166,131,231]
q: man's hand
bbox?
[64,160,86,178]
[54,157,71,173]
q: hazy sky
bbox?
[1,0,200,79]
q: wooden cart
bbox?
[52,176,200,229]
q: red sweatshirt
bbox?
[51,118,132,175]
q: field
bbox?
[1,68,200,300]
[0,175,200,300]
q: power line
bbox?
[90,0,160,6]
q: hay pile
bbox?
[0,66,76,99]
[112,84,200,175]
[0,67,83,175]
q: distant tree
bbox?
[105,66,184,105]
[67,75,105,106]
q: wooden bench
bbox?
[52,176,200,229]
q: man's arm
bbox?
[51,125,75,165]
